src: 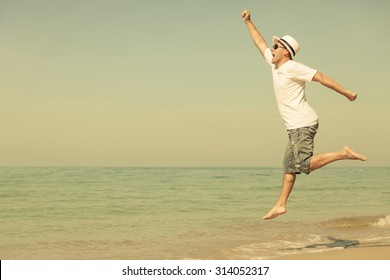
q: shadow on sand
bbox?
[284,236,359,251]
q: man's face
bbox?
[271,42,288,64]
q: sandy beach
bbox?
[275,245,390,260]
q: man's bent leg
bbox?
[310,145,367,172]
[262,173,296,220]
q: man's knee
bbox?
[283,173,296,183]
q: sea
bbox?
[1,167,389,260]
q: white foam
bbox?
[372,215,390,226]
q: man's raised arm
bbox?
[241,10,268,57]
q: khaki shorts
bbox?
[283,124,319,175]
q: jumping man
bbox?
[241,10,367,220]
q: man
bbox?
[241,10,367,220]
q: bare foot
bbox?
[262,206,286,220]
[342,146,367,161]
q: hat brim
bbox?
[272,35,294,59]
[272,36,281,45]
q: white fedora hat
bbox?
[273,35,300,58]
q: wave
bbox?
[321,215,390,228]
[372,215,390,226]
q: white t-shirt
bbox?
[264,48,319,129]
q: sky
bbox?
[0,0,389,167]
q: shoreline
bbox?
[273,245,390,260]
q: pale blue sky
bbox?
[0,0,389,166]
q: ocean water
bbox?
[1,167,389,260]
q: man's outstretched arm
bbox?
[241,10,268,57]
[312,71,357,101]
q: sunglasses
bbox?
[272,44,286,50]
